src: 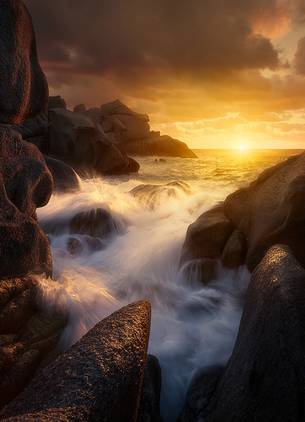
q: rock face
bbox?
[0,0,48,124]
[181,245,305,422]
[181,151,305,281]
[1,301,151,422]
[0,129,53,278]
[48,108,139,176]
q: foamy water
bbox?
[37,149,301,421]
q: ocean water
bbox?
[37,149,302,421]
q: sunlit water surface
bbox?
[37,149,302,421]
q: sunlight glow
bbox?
[237,143,248,154]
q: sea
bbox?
[37,149,303,421]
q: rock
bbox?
[0,277,67,410]
[0,0,48,124]
[1,301,151,421]
[221,229,246,269]
[187,245,305,422]
[130,181,191,210]
[179,366,224,422]
[138,355,162,422]
[48,96,66,110]
[66,236,104,256]
[69,208,126,240]
[181,205,233,265]
[98,99,151,141]
[121,134,197,158]
[0,129,53,278]
[45,156,81,193]
[48,108,139,176]
[181,151,305,276]
[73,104,86,113]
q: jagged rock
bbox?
[0,0,48,124]
[48,108,139,175]
[181,151,305,278]
[45,156,81,193]
[138,355,163,422]
[48,96,66,110]
[0,129,53,278]
[130,181,191,210]
[1,301,151,421]
[181,245,305,422]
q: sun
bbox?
[237,143,248,154]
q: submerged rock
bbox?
[130,181,191,210]
[69,208,126,240]
[1,301,151,421]
[0,0,48,124]
[181,245,305,421]
[181,151,305,280]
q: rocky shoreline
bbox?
[1,1,305,422]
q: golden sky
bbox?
[26,0,305,149]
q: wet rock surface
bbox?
[45,156,81,193]
[1,301,151,422]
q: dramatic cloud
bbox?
[24,0,305,148]
[25,0,282,81]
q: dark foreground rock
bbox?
[1,301,151,422]
[0,277,66,409]
[45,156,81,193]
[181,245,305,422]
[0,129,53,278]
[181,151,305,282]
[0,0,48,124]
[138,355,163,422]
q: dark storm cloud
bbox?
[24,0,282,83]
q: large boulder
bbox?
[0,301,151,421]
[0,129,53,278]
[48,108,139,176]
[0,0,48,124]
[181,245,305,421]
[181,151,305,280]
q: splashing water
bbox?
[37,150,299,421]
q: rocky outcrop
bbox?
[48,96,66,110]
[181,151,305,282]
[44,156,81,193]
[1,301,151,422]
[181,245,305,421]
[48,108,139,176]
[0,0,48,124]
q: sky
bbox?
[25,0,305,149]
